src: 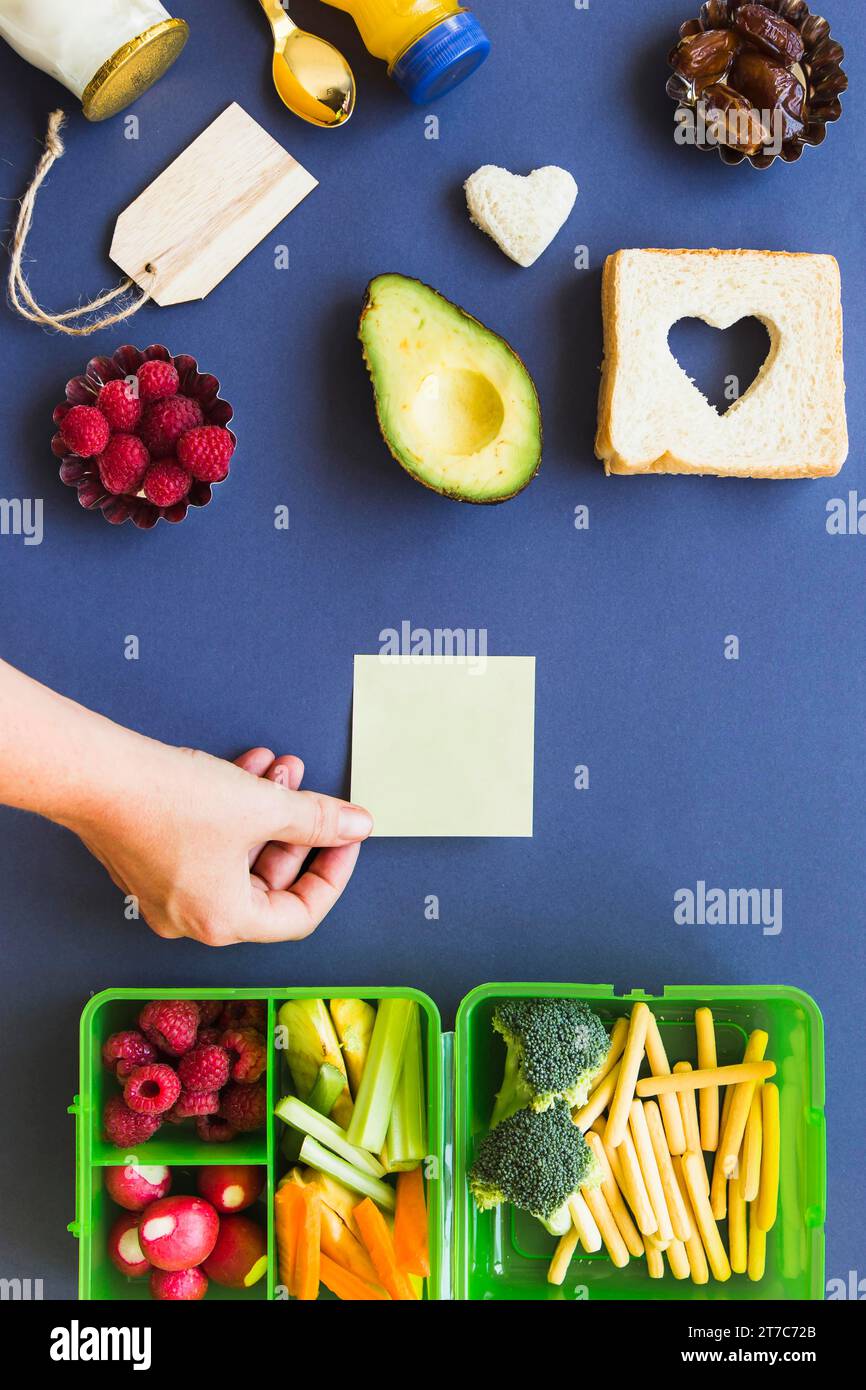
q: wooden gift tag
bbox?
[110,103,318,305]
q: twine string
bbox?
[7,110,155,336]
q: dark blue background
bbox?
[0,0,863,1298]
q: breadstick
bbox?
[611,1128,657,1236]
[695,1007,719,1150]
[582,1182,629,1268]
[665,1238,690,1280]
[644,1234,665,1279]
[672,1156,709,1286]
[593,1015,629,1088]
[644,1100,692,1242]
[728,1174,748,1274]
[717,1031,769,1178]
[574,1060,621,1132]
[629,1101,674,1244]
[755,1083,780,1232]
[748,1200,767,1281]
[586,1130,644,1256]
[645,1013,686,1154]
[674,1062,703,1162]
[682,1150,731,1282]
[568,1192,601,1253]
[605,1003,649,1148]
[548,1225,580,1285]
[742,1087,763,1202]
[636,1060,775,1098]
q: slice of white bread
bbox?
[595,249,848,478]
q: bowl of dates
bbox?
[668,0,847,168]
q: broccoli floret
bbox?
[469,1100,602,1236]
[490,998,610,1128]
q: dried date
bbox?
[733,3,805,64]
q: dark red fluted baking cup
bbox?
[52,344,235,528]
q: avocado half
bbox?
[359,274,542,504]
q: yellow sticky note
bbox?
[351,655,535,837]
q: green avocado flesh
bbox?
[359,274,542,504]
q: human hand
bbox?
[75,742,372,946]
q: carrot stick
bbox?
[295,1186,322,1301]
[319,1199,382,1286]
[355,1196,417,1300]
[394,1166,430,1277]
[319,1253,390,1302]
[274,1182,304,1296]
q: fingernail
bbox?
[338,806,373,840]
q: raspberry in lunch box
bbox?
[102,1029,158,1079]
[138,999,200,1057]
[52,345,236,528]
[196,1115,239,1143]
[219,1000,267,1032]
[220,1028,267,1085]
[103,1095,163,1147]
[171,1088,221,1119]
[178,1043,230,1094]
[219,1081,267,1133]
[123,1063,181,1116]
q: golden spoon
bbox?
[258,0,355,128]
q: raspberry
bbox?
[198,1001,224,1027]
[178,1043,230,1094]
[103,1095,162,1147]
[221,1028,267,1085]
[97,378,141,432]
[196,1115,238,1143]
[171,1088,220,1119]
[97,434,150,496]
[177,425,235,482]
[138,395,203,455]
[139,1000,200,1057]
[137,359,179,403]
[60,404,110,458]
[123,1063,181,1115]
[196,1027,222,1049]
[102,1030,158,1080]
[142,459,192,508]
[219,1081,267,1132]
[219,1001,267,1032]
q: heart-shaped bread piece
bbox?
[465,165,578,268]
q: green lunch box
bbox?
[72,982,826,1301]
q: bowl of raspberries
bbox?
[52,345,236,528]
[102,999,267,1147]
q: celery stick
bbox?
[384,1002,427,1170]
[275,1094,385,1179]
[346,998,414,1153]
[300,1136,396,1213]
[306,1062,348,1118]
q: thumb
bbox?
[266,786,373,848]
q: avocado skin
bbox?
[358,273,543,505]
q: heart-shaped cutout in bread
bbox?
[465,165,578,268]
[667,316,772,416]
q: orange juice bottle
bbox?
[319,1,490,103]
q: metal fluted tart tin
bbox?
[53,344,235,530]
[667,0,847,169]
[81,18,189,121]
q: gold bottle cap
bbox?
[82,18,189,122]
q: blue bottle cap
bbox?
[391,14,491,105]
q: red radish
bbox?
[150,1266,208,1300]
[196,1165,264,1213]
[105,1163,172,1212]
[202,1215,268,1289]
[107,1213,150,1278]
[138,1195,219,1271]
